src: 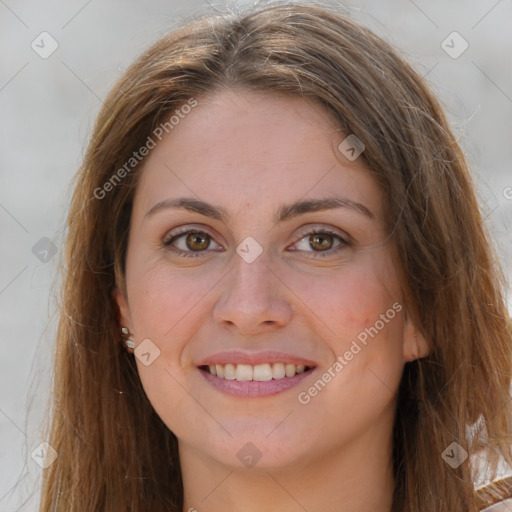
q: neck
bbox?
[179,424,395,512]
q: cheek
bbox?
[127,262,208,436]
[290,249,406,399]
[127,259,218,341]
[288,248,404,350]
[292,263,405,439]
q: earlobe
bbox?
[403,331,430,362]
[402,310,430,362]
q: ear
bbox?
[113,286,132,332]
[402,309,430,362]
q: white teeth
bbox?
[235,364,253,381]
[285,363,296,377]
[272,362,286,379]
[253,363,273,381]
[224,363,236,380]
[205,362,311,380]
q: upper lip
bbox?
[196,350,318,367]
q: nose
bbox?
[212,250,293,335]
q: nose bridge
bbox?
[233,249,273,299]
[212,246,292,331]
[227,248,276,309]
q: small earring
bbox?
[121,327,135,350]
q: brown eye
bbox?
[163,228,222,258]
[309,233,334,251]
[185,232,210,251]
[291,227,349,259]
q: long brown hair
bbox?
[40,2,512,510]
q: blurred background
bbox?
[1,0,511,509]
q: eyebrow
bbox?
[144,196,374,223]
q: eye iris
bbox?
[310,233,333,251]
[187,232,209,251]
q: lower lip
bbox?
[198,367,316,397]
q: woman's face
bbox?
[116,88,427,472]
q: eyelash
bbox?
[162,226,350,259]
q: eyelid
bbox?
[162,224,218,245]
[292,223,351,244]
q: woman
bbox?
[39,2,512,511]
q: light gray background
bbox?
[1,0,511,510]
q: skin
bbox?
[115,87,429,512]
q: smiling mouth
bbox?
[199,363,315,381]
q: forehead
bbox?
[132,88,382,223]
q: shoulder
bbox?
[481,498,512,511]
[477,475,512,511]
